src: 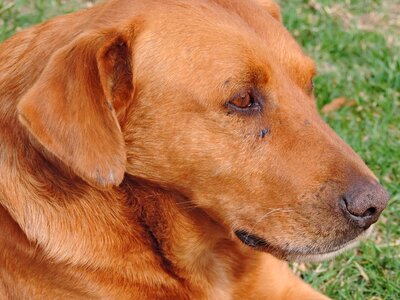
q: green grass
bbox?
[0,0,93,41]
[1,0,399,299]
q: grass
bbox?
[1,0,399,299]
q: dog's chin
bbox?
[235,227,374,263]
[285,237,362,263]
[291,226,374,263]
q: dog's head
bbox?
[18,0,389,261]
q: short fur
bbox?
[0,0,388,299]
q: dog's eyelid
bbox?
[225,88,263,114]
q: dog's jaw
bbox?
[234,226,374,263]
[291,226,374,263]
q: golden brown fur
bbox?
[0,0,388,299]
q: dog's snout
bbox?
[340,181,389,229]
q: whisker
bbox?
[245,208,294,241]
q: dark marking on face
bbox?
[304,119,311,126]
[260,128,270,139]
[235,230,269,248]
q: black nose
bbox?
[340,181,390,229]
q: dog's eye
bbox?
[227,90,261,112]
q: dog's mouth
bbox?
[235,227,372,262]
[235,230,270,248]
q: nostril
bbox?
[340,195,381,229]
[364,207,376,218]
[341,196,354,215]
[341,196,376,219]
[341,196,348,208]
[340,181,389,229]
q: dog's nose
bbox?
[340,180,389,229]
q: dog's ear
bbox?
[254,0,282,22]
[18,29,135,189]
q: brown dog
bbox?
[0,0,389,299]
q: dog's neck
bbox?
[0,140,255,298]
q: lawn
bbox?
[1,0,399,299]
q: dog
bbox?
[0,0,389,299]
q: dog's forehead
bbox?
[134,0,315,96]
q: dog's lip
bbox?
[235,230,269,248]
[290,239,360,262]
[234,227,373,262]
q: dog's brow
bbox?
[221,67,266,92]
